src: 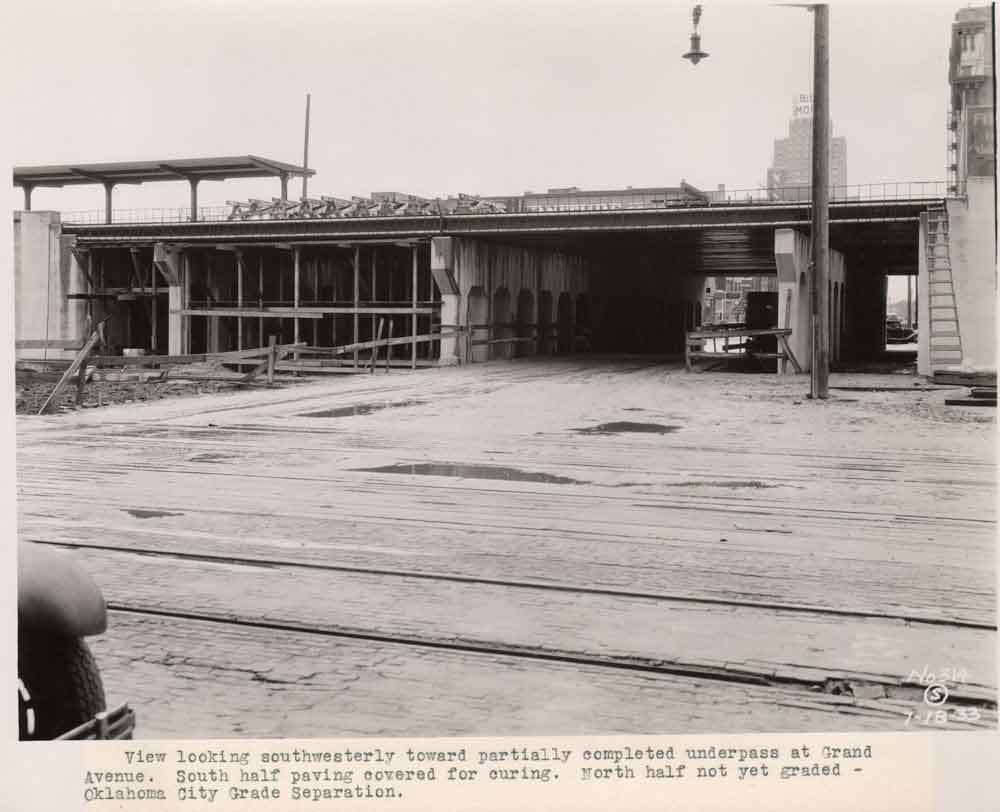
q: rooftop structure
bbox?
[13,156,314,223]
[947,5,994,188]
[485,181,714,213]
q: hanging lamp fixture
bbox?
[682,4,709,65]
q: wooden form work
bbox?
[71,242,442,372]
[685,327,802,373]
[33,334,311,414]
[31,323,456,418]
[36,316,111,414]
[185,243,437,370]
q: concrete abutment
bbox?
[774,227,846,374]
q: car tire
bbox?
[18,633,106,740]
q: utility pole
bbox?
[683,3,832,392]
[302,92,311,201]
[810,4,830,399]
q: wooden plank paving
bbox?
[15,359,997,735]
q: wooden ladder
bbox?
[925,205,963,370]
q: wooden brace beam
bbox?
[153,243,181,285]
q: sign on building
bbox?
[792,93,813,118]
[967,105,995,177]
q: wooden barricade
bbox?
[685,327,802,373]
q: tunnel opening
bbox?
[458,218,921,372]
[885,273,919,354]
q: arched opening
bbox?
[840,281,848,359]
[832,282,840,361]
[556,292,574,353]
[467,285,488,363]
[537,291,553,354]
[515,289,535,357]
[574,293,591,351]
[491,286,512,360]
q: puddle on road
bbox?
[123,508,185,519]
[665,480,774,489]
[574,421,680,435]
[355,462,587,485]
[300,400,425,418]
[189,453,235,463]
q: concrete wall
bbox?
[444,238,592,363]
[14,212,88,359]
[946,178,997,371]
[774,229,811,372]
[774,227,845,373]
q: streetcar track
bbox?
[38,538,997,631]
[104,605,997,707]
[98,604,821,689]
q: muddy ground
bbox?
[14,366,313,416]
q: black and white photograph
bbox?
[4,0,997,806]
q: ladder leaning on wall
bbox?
[925,204,963,370]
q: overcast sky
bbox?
[7,0,961,214]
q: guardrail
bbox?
[60,206,232,225]
[58,181,959,226]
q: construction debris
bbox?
[225,192,506,220]
[19,340,312,415]
[36,316,110,414]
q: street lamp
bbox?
[682,4,831,400]
[681,5,709,65]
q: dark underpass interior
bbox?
[480,221,919,361]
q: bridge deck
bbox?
[60,198,935,247]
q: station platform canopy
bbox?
[13,155,314,222]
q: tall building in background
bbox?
[767,94,847,201]
[948,6,994,190]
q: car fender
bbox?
[18,543,107,638]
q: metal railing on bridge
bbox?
[58,181,959,226]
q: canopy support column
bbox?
[103,182,115,224]
[189,179,200,222]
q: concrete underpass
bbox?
[18,192,978,376]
